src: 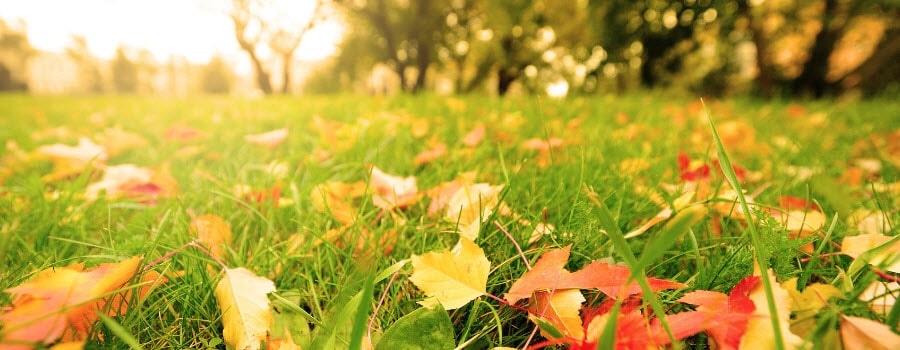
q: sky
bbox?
[0,0,343,66]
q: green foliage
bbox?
[376,305,455,350]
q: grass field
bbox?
[1,93,899,349]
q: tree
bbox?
[65,36,104,93]
[0,19,33,91]
[229,0,329,94]
[111,47,138,93]
[338,0,445,93]
[201,55,233,94]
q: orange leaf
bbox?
[0,257,149,348]
[675,276,759,350]
[413,142,447,166]
[462,124,485,147]
[528,290,586,340]
[369,166,418,210]
[190,214,233,260]
[504,246,684,304]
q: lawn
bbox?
[1,93,898,349]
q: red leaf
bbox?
[675,276,759,350]
[504,247,684,304]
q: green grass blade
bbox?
[702,99,785,350]
[98,313,144,350]
[349,274,376,350]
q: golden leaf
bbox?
[409,238,490,310]
[215,268,276,350]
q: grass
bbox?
[1,92,899,349]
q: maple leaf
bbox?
[190,214,233,260]
[0,257,152,348]
[740,269,804,349]
[35,137,107,182]
[841,233,900,273]
[504,246,685,305]
[245,128,288,149]
[369,166,418,210]
[578,309,663,350]
[214,268,276,350]
[840,315,900,350]
[409,238,490,310]
[528,289,586,341]
[675,276,759,350]
[425,172,477,216]
[444,183,504,240]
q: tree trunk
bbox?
[281,53,292,94]
[497,67,517,96]
[791,0,854,97]
[737,0,775,98]
[842,26,900,95]
[248,51,273,94]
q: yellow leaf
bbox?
[409,238,490,310]
[444,183,504,240]
[528,289,586,340]
[842,233,900,273]
[215,268,276,350]
[740,269,805,349]
[190,214,233,260]
[49,341,85,350]
[782,278,843,337]
[840,315,900,350]
[35,137,107,182]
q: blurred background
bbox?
[0,0,896,98]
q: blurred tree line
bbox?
[302,0,898,98]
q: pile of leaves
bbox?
[0,95,898,349]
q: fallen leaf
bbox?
[245,128,288,149]
[528,289,585,341]
[782,278,842,337]
[97,127,147,158]
[369,166,418,210]
[85,164,178,203]
[462,124,485,147]
[504,246,684,304]
[0,257,147,348]
[413,142,447,166]
[164,125,204,142]
[840,315,900,350]
[409,238,490,310]
[841,233,900,273]
[215,268,276,350]
[859,281,899,318]
[425,172,477,216]
[310,181,367,225]
[740,269,805,349]
[444,183,504,240]
[675,276,758,350]
[35,137,107,182]
[190,214,233,261]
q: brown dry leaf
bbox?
[35,137,107,182]
[409,238,490,310]
[190,214,233,260]
[841,233,900,273]
[214,268,276,350]
[840,315,900,350]
[245,128,288,149]
[370,166,418,210]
